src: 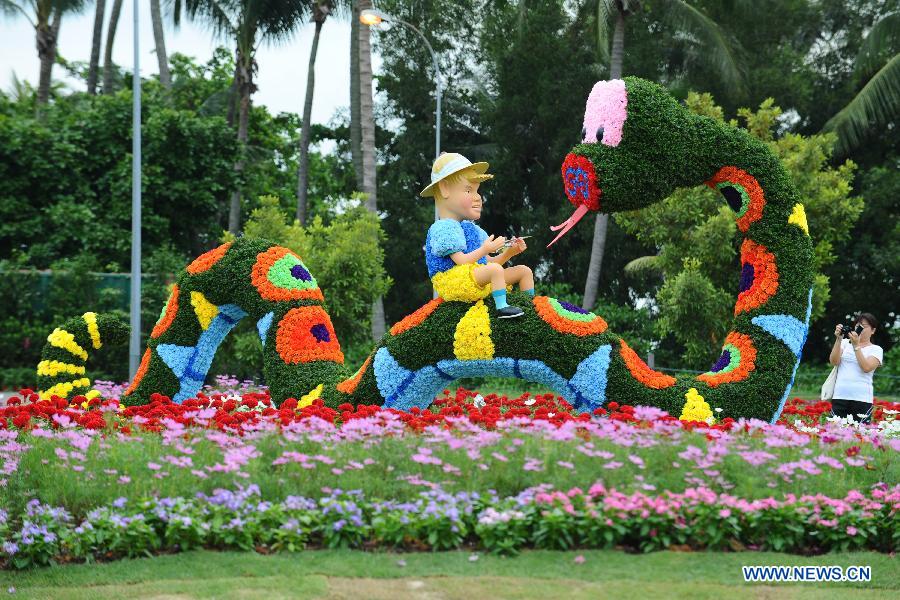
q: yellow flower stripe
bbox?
[297,383,324,410]
[788,203,809,235]
[82,312,102,349]
[453,300,494,360]
[191,291,219,330]
[40,377,91,400]
[47,328,88,361]
[37,360,86,377]
[679,387,715,423]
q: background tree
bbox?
[823,11,899,156]
[356,0,385,340]
[296,0,342,226]
[150,0,171,89]
[173,0,312,234]
[0,0,87,106]
[101,0,122,94]
[86,0,104,94]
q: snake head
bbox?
[549,77,688,247]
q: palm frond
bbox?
[624,254,663,275]
[824,53,900,156]
[855,12,900,80]
[0,0,36,27]
[662,0,745,97]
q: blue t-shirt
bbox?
[425,219,488,277]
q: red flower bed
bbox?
[1,387,897,437]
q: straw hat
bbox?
[419,152,493,198]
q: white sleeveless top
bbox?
[833,340,884,403]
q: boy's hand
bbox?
[508,237,528,256]
[481,235,507,254]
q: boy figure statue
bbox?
[420,152,534,318]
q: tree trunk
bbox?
[350,1,363,190]
[226,62,239,128]
[102,0,124,94]
[35,9,62,107]
[582,8,626,310]
[87,0,106,95]
[229,46,254,234]
[357,0,385,340]
[150,0,171,89]
[296,16,326,226]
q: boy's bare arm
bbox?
[450,235,506,265]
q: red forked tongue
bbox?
[547,204,589,247]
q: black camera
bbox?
[841,324,863,338]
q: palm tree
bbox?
[349,0,363,190]
[101,0,122,94]
[355,0,384,340]
[86,0,104,94]
[150,0,171,89]
[174,0,312,234]
[0,0,87,106]
[581,0,745,311]
[296,0,337,226]
[823,12,899,156]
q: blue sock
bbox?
[492,289,508,310]
[523,288,535,296]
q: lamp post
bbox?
[360,9,442,163]
[129,0,142,378]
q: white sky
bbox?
[0,2,383,124]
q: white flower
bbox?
[469,553,480,562]
[473,394,486,408]
[548,412,555,418]
[714,407,723,413]
[524,397,536,406]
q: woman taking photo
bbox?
[829,313,884,423]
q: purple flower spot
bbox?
[290,264,312,282]
[310,324,330,343]
[559,301,590,315]
[738,263,754,293]
[710,350,731,373]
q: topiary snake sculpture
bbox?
[36,77,813,423]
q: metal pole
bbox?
[129,0,142,378]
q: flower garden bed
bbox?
[1,387,898,569]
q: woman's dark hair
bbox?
[854,312,879,333]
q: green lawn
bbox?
[2,549,897,599]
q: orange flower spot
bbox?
[619,339,676,389]
[124,348,151,396]
[337,354,373,394]
[706,166,766,232]
[151,284,179,339]
[275,306,344,364]
[533,296,608,337]
[251,246,324,302]
[186,242,232,275]
[697,332,757,387]
[390,298,444,336]
[735,239,779,315]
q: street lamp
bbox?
[359,9,442,163]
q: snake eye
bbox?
[595,126,604,142]
[581,126,587,141]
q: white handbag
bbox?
[821,366,838,401]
